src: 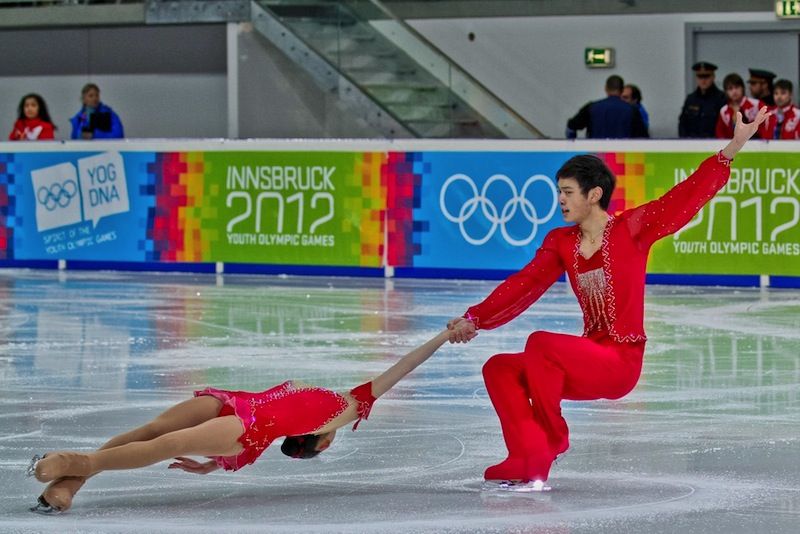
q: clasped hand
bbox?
[447,317,477,344]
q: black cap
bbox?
[692,61,717,72]
[748,68,776,80]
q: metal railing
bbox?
[260,0,543,138]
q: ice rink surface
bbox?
[1,269,799,533]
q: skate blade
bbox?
[29,496,63,516]
[26,454,42,478]
[482,479,551,493]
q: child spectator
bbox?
[715,73,762,139]
[8,93,55,141]
[759,79,800,140]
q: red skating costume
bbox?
[467,152,732,482]
[195,380,375,471]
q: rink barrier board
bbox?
[1,139,799,287]
[4,259,791,287]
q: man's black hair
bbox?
[774,79,793,93]
[556,155,616,210]
[281,434,323,459]
[723,73,744,90]
[605,75,624,93]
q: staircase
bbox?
[254,0,543,138]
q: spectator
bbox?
[748,68,776,107]
[621,84,649,134]
[759,79,800,140]
[70,83,124,140]
[715,73,762,139]
[678,61,726,138]
[8,93,55,141]
[566,75,648,139]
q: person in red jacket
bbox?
[447,106,770,489]
[715,73,762,139]
[759,79,800,140]
[8,93,56,141]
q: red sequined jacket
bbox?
[464,152,732,344]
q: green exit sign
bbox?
[585,47,614,68]
[776,0,800,17]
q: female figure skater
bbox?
[29,328,459,513]
[448,107,770,489]
[8,93,56,141]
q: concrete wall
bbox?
[235,23,382,139]
[0,25,227,139]
[407,11,783,138]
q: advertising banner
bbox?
[1,143,798,279]
[387,150,800,277]
[386,151,572,270]
[0,150,385,267]
[6,150,148,262]
[645,152,800,276]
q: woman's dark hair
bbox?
[556,155,616,210]
[723,73,744,90]
[17,93,54,125]
[281,434,323,459]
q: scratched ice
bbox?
[1,270,799,533]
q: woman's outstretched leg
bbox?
[37,395,223,511]
[35,415,243,482]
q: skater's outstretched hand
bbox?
[168,457,219,475]
[722,106,770,159]
[447,316,477,344]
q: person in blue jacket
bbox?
[622,84,649,134]
[70,83,124,140]
[566,75,648,139]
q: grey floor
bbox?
[1,270,798,533]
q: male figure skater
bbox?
[448,107,770,487]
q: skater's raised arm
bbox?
[625,106,770,247]
[721,107,770,159]
[371,329,450,398]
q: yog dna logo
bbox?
[439,173,558,246]
[30,152,130,232]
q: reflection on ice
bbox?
[0,270,798,533]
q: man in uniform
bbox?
[747,68,776,107]
[678,61,726,138]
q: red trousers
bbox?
[482,330,645,481]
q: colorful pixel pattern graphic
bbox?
[384,152,427,267]
[600,152,648,216]
[0,153,16,260]
[143,152,215,263]
[353,152,386,266]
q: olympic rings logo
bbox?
[37,179,78,211]
[439,173,558,246]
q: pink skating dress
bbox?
[195,380,375,471]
